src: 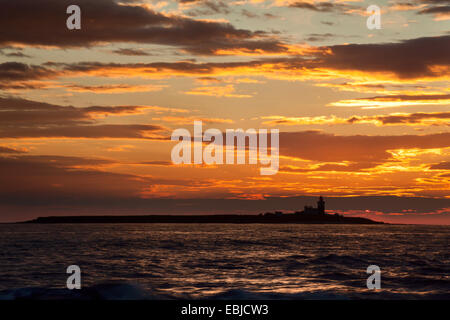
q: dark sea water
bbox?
[0,224,448,299]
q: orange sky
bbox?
[0,0,449,224]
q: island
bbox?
[23,197,383,224]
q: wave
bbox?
[1,282,449,300]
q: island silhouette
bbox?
[23,196,383,224]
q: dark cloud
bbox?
[185,0,231,16]
[391,0,450,18]
[0,47,31,58]
[0,146,24,154]
[0,155,149,201]
[196,76,222,83]
[111,48,151,56]
[0,62,57,82]
[429,162,450,169]
[418,5,450,14]
[0,96,165,138]
[289,1,360,13]
[350,93,450,102]
[0,96,90,126]
[0,62,61,90]
[0,124,164,139]
[0,97,151,125]
[305,33,336,42]
[0,82,50,90]
[0,0,285,55]
[0,36,447,94]
[17,155,114,166]
[280,162,376,173]
[317,36,450,79]
[241,9,259,18]
[1,35,447,88]
[348,112,450,125]
[279,131,450,163]
[264,13,279,19]
[44,60,258,77]
[420,0,450,3]
[31,35,449,81]
[138,160,173,166]
[0,154,208,222]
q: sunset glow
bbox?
[0,0,449,224]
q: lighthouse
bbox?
[317,196,325,215]
[301,196,327,215]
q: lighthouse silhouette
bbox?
[317,196,325,215]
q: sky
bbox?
[0,0,449,224]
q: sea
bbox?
[0,223,448,299]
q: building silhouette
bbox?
[262,196,328,217]
[301,196,326,215]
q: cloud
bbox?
[317,36,450,79]
[0,96,156,124]
[137,160,174,166]
[241,8,259,18]
[0,96,93,126]
[2,35,447,93]
[0,62,57,82]
[64,83,166,94]
[417,1,450,20]
[315,82,431,94]
[0,0,287,55]
[419,5,450,14]
[111,48,151,56]
[262,112,450,126]
[0,146,25,154]
[429,162,450,170]
[0,155,148,201]
[0,153,218,222]
[0,96,166,138]
[329,94,450,108]
[195,76,222,84]
[289,1,362,14]
[348,112,450,125]
[389,0,450,19]
[262,115,348,126]
[183,84,253,97]
[0,124,165,139]
[184,0,231,16]
[304,33,336,42]
[279,162,376,173]
[279,131,450,163]
[0,47,31,58]
[152,116,234,124]
[20,35,445,84]
[0,62,60,90]
[0,81,54,91]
